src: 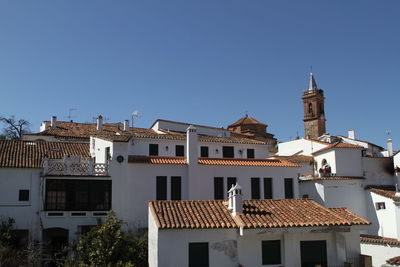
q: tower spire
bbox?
[308,73,318,91]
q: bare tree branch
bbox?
[0,116,31,140]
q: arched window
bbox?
[308,103,314,115]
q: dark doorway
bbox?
[43,228,69,252]
[300,240,327,267]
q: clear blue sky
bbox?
[0,1,399,147]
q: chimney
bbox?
[228,184,243,216]
[387,139,393,157]
[51,116,57,128]
[97,115,103,130]
[348,129,355,139]
[124,120,130,131]
[186,125,198,165]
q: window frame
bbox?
[149,144,159,156]
[156,176,167,200]
[18,189,30,201]
[171,176,182,200]
[175,145,184,157]
[251,177,260,199]
[284,178,294,199]
[247,148,255,159]
[262,240,282,265]
[214,177,224,200]
[263,178,273,199]
[222,146,234,158]
[188,242,209,267]
[200,146,209,158]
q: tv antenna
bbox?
[65,108,77,121]
[131,110,143,127]
[92,115,110,123]
[386,130,392,137]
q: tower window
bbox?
[308,103,314,115]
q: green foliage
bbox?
[68,212,148,267]
[0,217,15,247]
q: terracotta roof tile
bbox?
[271,155,313,164]
[365,185,400,201]
[228,116,267,128]
[300,176,365,182]
[313,142,364,155]
[39,121,266,145]
[361,234,400,246]
[0,140,89,168]
[198,158,300,167]
[387,256,400,265]
[149,199,370,229]
[128,156,186,165]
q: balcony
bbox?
[43,155,108,176]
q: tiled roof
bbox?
[0,140,89,168]
[365,185,400,201]
[198,158,300,167]
[271,155,313,164]
[313,142,364,154]
[300,176,365,182]
[387,256,400,265]
[337,135,384,150]
[228,116,267,128]
[128,156,299,167]
[128,156,186,165]
[42,121,266,145]
[149,199,370,229]
[360,234,400,246]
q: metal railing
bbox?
[43,156,108,176]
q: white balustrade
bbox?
[43,157,108,176]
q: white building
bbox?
[149,185,370,267]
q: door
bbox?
[300,240,327,267]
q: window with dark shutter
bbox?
[171,176,181,200]
[19,190,29,201]
[189,242,209,267]
[251,178,260,199]
[284,178,294,199]
[222,146,234,158]
[149,144,159,156]
[175,145,184,157]
[227,177,237,192]
[247,149,255,158]
[200,146,209,157]
[262,240,281,265]
[214,177,224,200]
[263,178,273,199]
[156,176,167,200]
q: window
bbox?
[251,178,260,199]
[171,176,181,200]
[302,194,309,199]
[156,176,167,200]
[222,146,234,158]
[263,178,273,199]
[284,178,294,199]
[300,241,327,267]
[149,144,159,156]
[176,145,184,157]
[200,146,209,157]
[19,190,29,201]
[189,242,209,267]
[262,240,281,265]
[227,177,237,192]
[376,202,386,210]
[247,149,255,159]
[214,177,224,200]
[45,180,111,211]
[105,147,111,161]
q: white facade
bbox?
[361,243,400,267]
[278,138,328,156]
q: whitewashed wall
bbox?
[278,139,328,156]
[361,243,400,267]
[363,157,395,185]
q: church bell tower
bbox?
[302,73,326,139]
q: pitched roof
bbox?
[360,234,400,247]
[312,142,364,155]
[128,156,186,165]
[149,199,370,229]
[44,121,266,145]
[300,176,365,182]
[365,185,400,201]
[387,256,400,265]
[198,158,300,167]
[228,115,267,128]
[0,140,89,168]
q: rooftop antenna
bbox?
[245,110,248,117]
[386,130,392,137]
[131,110,143,127]
[92,115,110,123]
[65,108,77,121]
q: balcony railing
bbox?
[43,156,108,176]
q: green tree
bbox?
[67,212,147,267]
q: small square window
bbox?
[376,202,386,210]
[262,240,281,265]
[176,145,184,157]
[19,190,29,201]
[247,149,255,158]
[149,144,159,156]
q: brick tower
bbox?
[302,73,326,139]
